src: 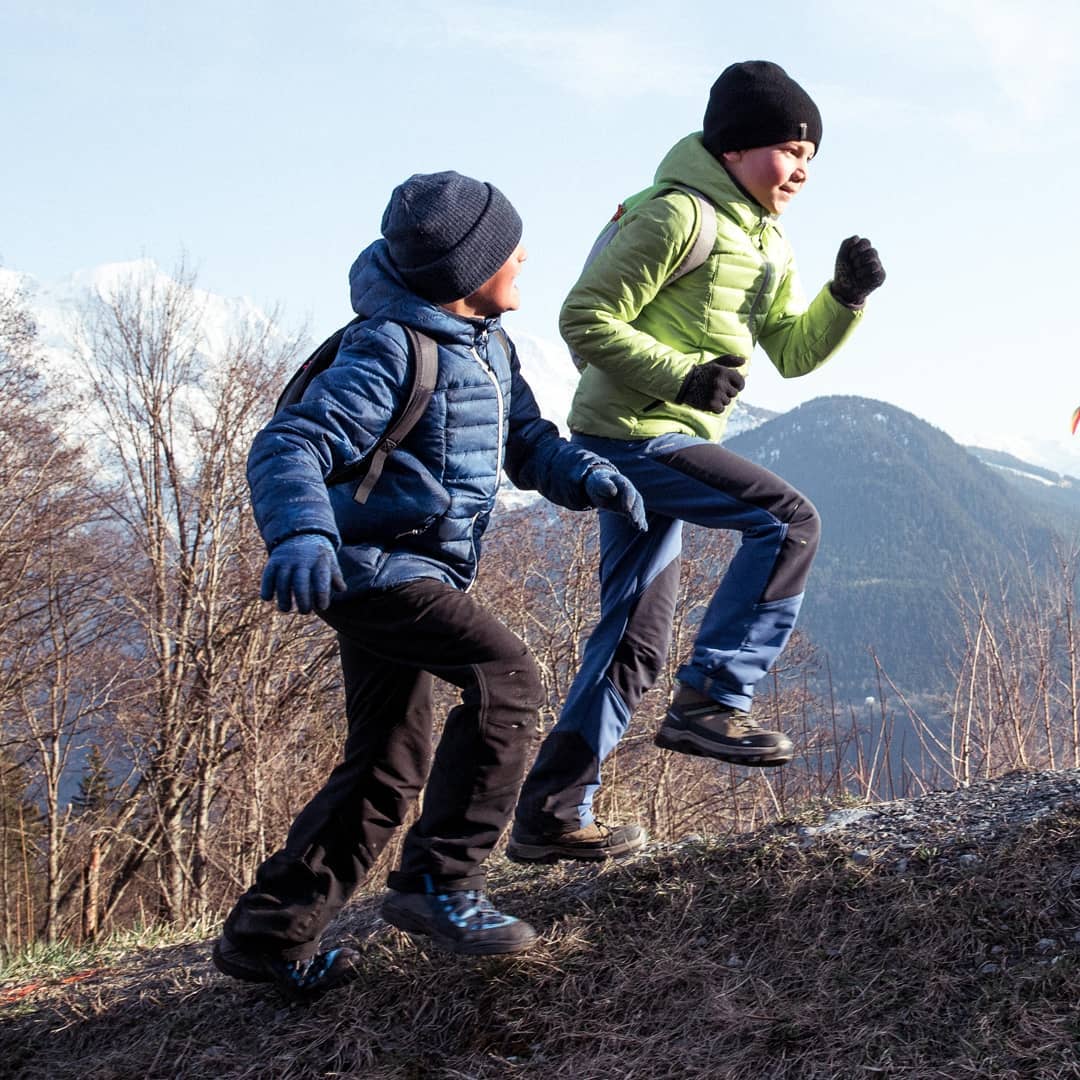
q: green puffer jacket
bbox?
[562,133,862,441]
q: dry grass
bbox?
[2,802,1079,1080]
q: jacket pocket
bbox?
[328,449,451,543]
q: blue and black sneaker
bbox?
[212,935,360,1001]
[380,888,537,955]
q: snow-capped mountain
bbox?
[1,260,275,383]
[1,260,289,473]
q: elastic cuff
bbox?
[674,668,751,712]
[827,284,866,310]
[268,529,338,552]
[221,930,319,964]
[582,460,615,480]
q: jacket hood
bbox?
[654,133,776,235]
[348,239,497,346]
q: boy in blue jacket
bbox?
[212,171,646,999]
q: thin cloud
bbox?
[854,0,1080,125]
[378,0,714,101]
[940,0,1080,119]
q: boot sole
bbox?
[381,908,537,956]
[505,835,645,864]
[654,728,793,767]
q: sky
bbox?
[3,0,1079,474]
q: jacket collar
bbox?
[653,133,779,237]
[348,241,500,348]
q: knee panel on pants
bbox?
[607,557,679,707]
[789,496,821,547]
[475,649,544,722]
[762,494,821,603]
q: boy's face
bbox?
[722,140,814,215]
[447,244,528,319]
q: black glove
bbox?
[676,355,745,414]
[830,236,886,306]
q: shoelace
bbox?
[590,820,615,839]
[730,713,761,734]
[683,701,757,731]
[271,948,342,989]
[437,890,517,930]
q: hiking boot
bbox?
[380,888,537,955]
[655,685,794,767]
[212,935,360,1001]
[506,821,647,864]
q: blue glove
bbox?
[585,469,648,532]
[260,534,346,613]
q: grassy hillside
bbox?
[2,770,1079,1079]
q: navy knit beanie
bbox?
[702,61,822,157]
[381,171,523,303]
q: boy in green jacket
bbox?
[509,61,886,862]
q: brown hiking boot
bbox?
[506,820,647,864]
[655,685,793,767]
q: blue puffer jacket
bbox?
[248,240,613,596]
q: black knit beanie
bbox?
[380,171,523,303]
[702,61,822,158]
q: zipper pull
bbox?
[475,329,488,363]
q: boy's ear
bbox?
[721,149,744,164]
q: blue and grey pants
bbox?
[516,432,820,834]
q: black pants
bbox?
[223,578,542,959]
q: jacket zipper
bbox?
[472,338,506,485]
[747,221,774,344]
[394,519,435,540]
[466,334,505,590]
[464,512,482,592]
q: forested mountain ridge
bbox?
[967,444,1080,519]
[725,395,1080,693]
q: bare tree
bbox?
[873,543,1080,788]
[0,282,123,944]
[75,262,341,927]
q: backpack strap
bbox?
[490,325,513,363]
[663,184,717,285]
[568,186,716,372]
[579,185,716,283]
[351,326,438,504]
[275,316,364,414]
